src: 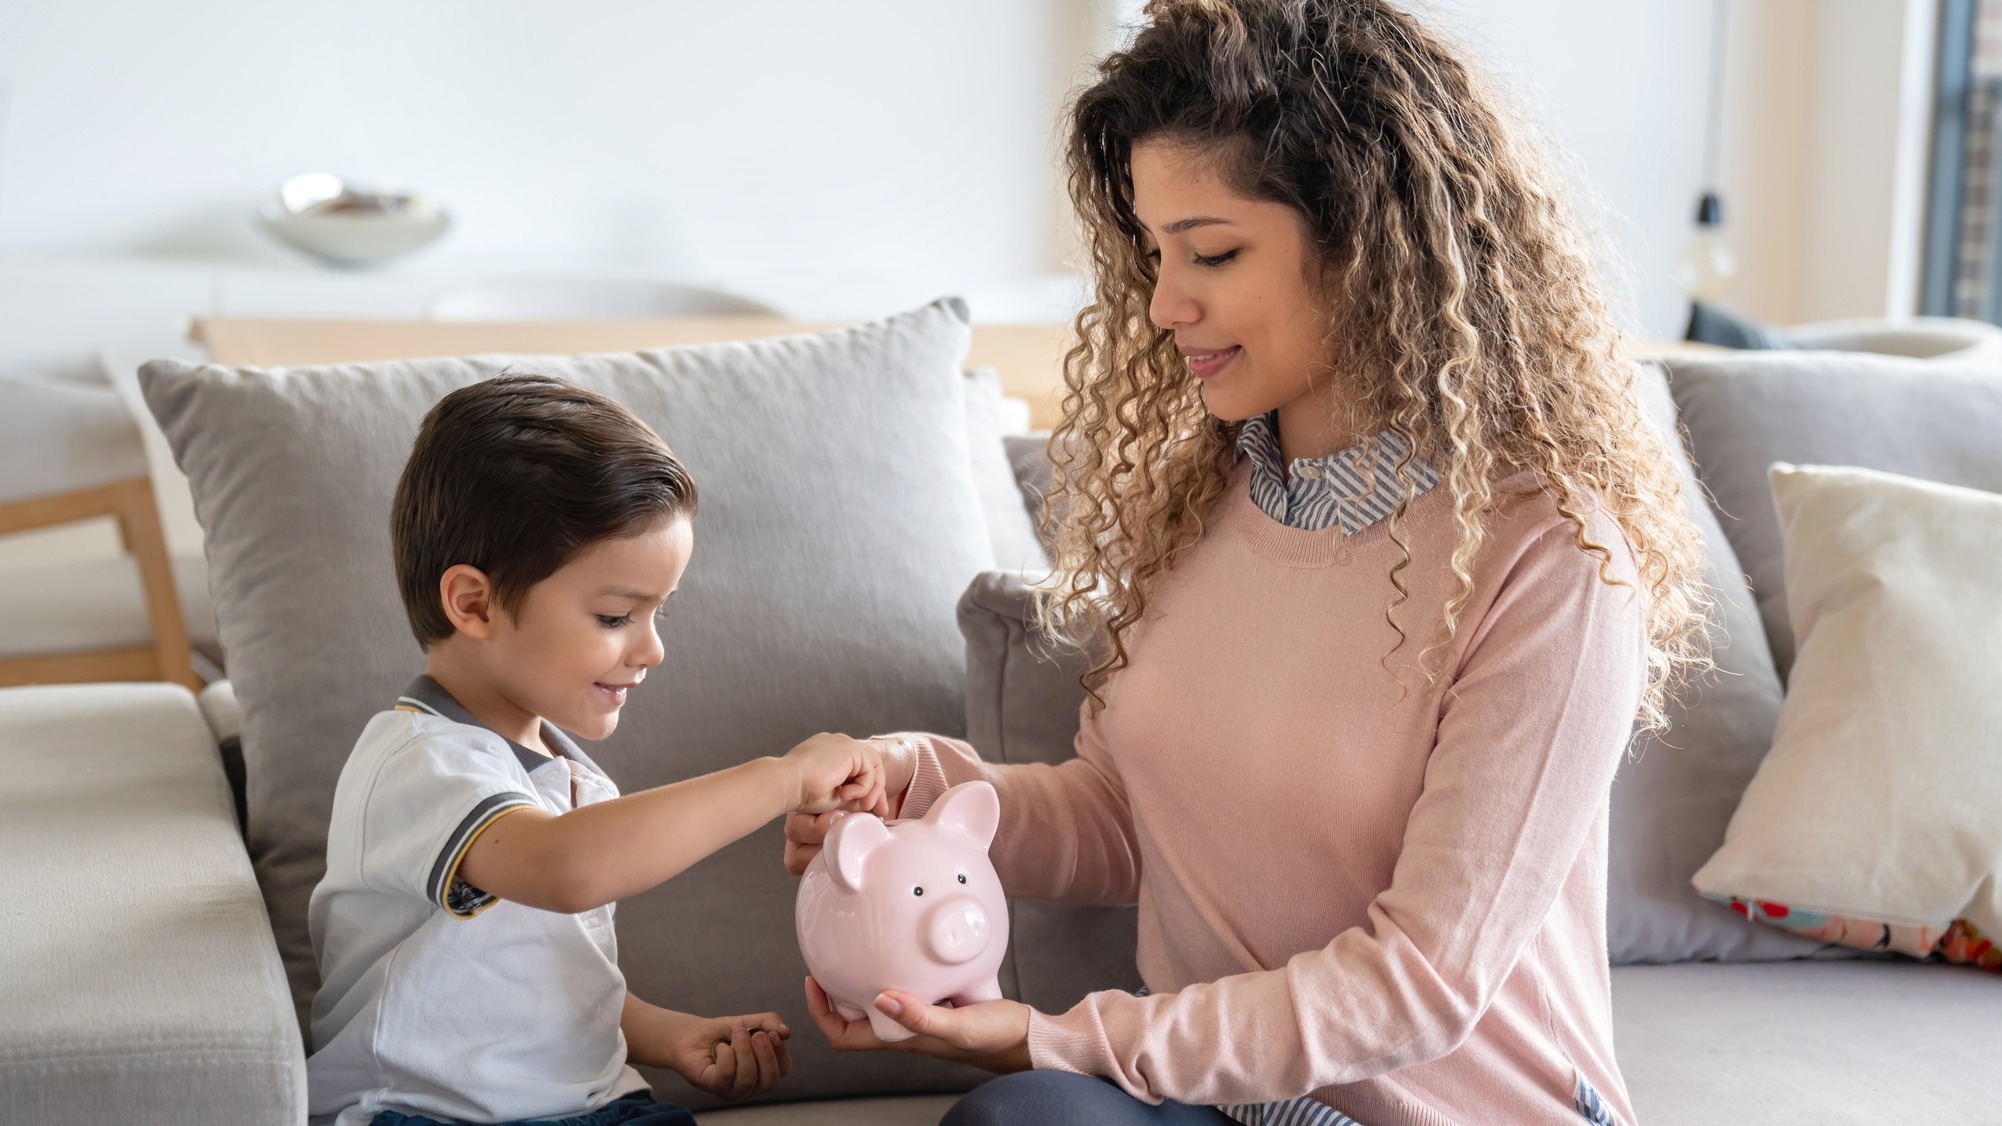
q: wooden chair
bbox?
[0,373,200,691]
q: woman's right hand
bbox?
[783,809,845,876]
[784,736,918,875]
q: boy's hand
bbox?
[665,1011,792,1102]
[782,733,885,816]
[784,736,918,876]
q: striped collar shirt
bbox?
[1235,412,1441,533]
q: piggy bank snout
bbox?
[924,896,992,965]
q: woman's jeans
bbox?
[941,1072,1236,1126]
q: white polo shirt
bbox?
[306,676,646,1126]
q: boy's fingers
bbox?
[750,1029,782,1090]
[775,1030,794,1076]
[707,1040,737,1094]
[728,1030,757,1099]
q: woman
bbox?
[787,2,1707,1123]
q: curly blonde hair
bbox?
[1040,0,1710,733]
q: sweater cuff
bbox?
[1026,994,1123,1083]
[876,732,950,821]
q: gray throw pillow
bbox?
[963,370,1048,574]
[141,299,998,1106]
[958,571,1144,1013]
[1666,351,2002,681]
[1611,365,1825,963]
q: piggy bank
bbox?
[795,780,1010,1042]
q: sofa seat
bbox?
[1613,959,2002,1123]
[697,962,2002,1125]
[0,684,303,1124]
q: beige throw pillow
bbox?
[1693,463,2002,969]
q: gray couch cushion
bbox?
[1609,367,1823,964]
[0,683,304,1125]
[1612,959,2002,1124]
[958,571,1143,1015]
[140,300,997,1106]
[1665,351,2002,679]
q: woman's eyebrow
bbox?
[1153,216,1235,234]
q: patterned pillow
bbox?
[1692,464,2002,972]
[1701,897,2001,970]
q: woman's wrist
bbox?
[867,734,923,818]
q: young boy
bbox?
[306,374,884,1126]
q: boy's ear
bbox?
[439,564,500,640]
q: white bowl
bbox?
[257,206,450,267]
[255,174,450,267]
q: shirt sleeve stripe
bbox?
[428,792,536,916]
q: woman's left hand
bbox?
[805,976,1034,1074]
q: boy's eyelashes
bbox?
[594,605,673,629]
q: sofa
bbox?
[3,301,1998,1124]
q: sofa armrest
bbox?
[197,679,248,832]
[197,678,241,747]
[0,683,304,1124]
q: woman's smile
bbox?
[1179,343,1241,380]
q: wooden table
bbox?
[190,317,1724,434]
[191,317,1077,430]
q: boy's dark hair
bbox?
[392,373,697,648]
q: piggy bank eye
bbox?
[957,873,968,884]
[912,886,924,897]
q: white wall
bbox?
[1790,0,1939,323]
[0,0,1929,339]
[0,0,1071,318]
[1712,0,1816,326]
[1434,0,1714,337]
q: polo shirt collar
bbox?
[398,674,594,776]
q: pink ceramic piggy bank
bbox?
[795,780,1010,1042]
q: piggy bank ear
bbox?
[925,781,1000,850]
[824,811,892,893]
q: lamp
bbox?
[1676,191,1738,301]
[1676,0,1739,304]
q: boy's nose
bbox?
[632,623,665,668]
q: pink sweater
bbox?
[900,464,1645,1126]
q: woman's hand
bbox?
[804,975,1033,1074]
[784,737,919,876]
[658,1010,793,1102]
